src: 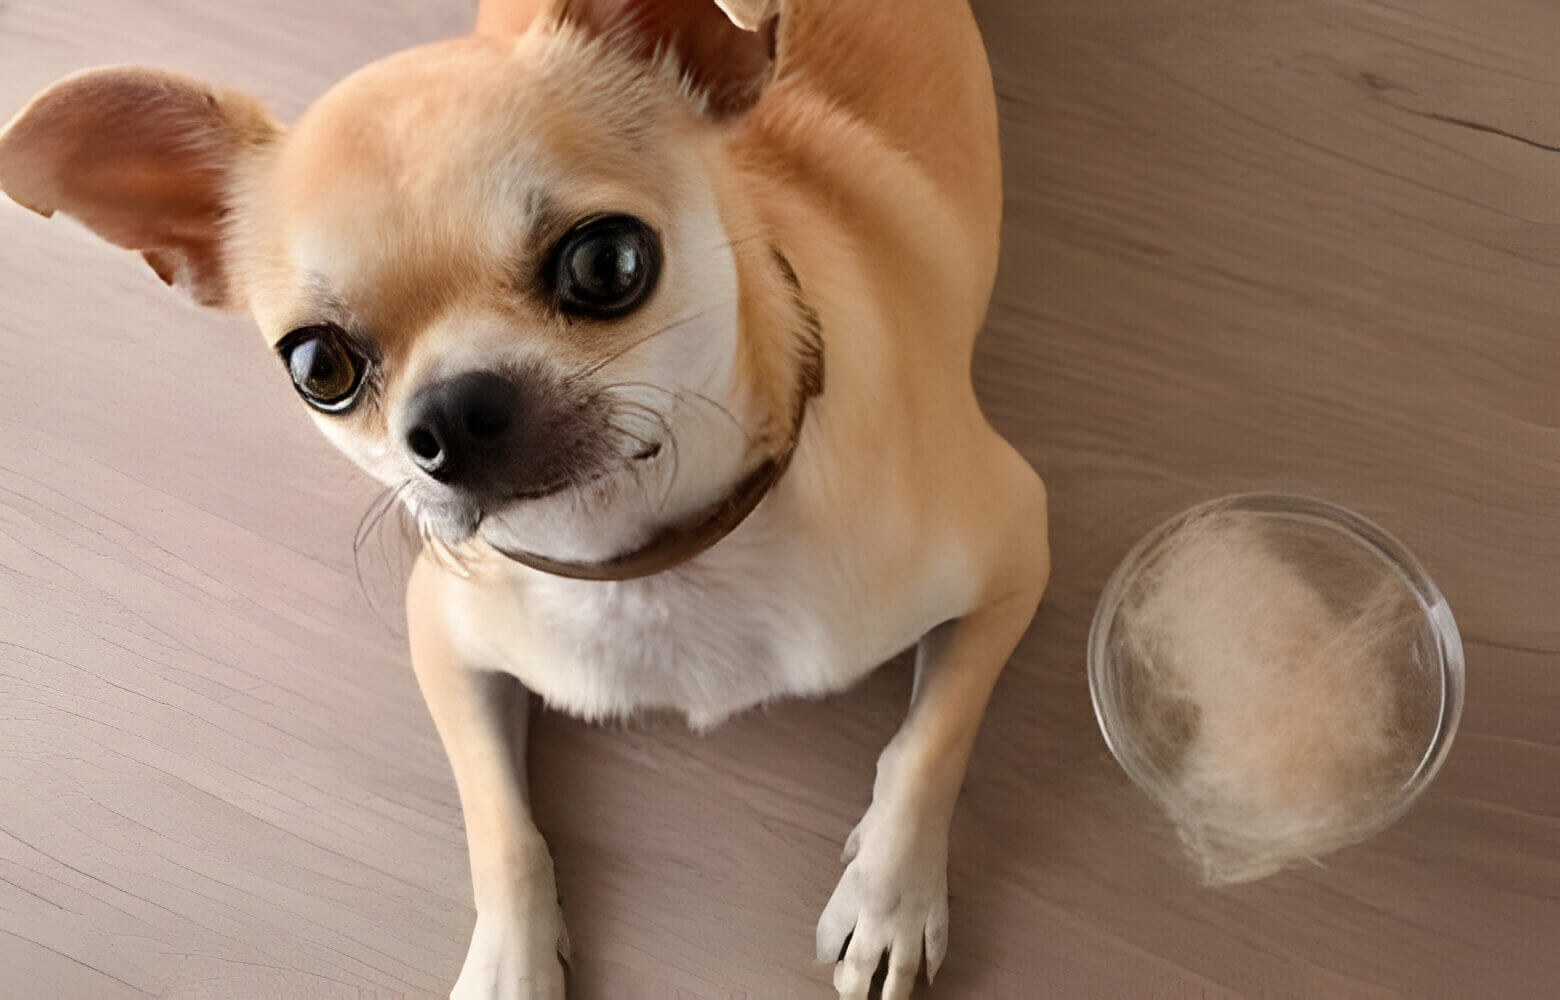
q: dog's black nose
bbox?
[403,372,519,487]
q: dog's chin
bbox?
[412,494,483,545]
[474,470,664,566]
[403,455,665,566]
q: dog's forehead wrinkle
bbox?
[522,187,578,242]
[298,270,352,319]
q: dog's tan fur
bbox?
[0,2,1048,997]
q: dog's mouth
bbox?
[426,397,803,583]
[488,438,661,506]
[463,423,797,583]
[486,447,793,581]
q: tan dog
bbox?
[0,1,1049,996]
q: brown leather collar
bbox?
[488,247,823,582]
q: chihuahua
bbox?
[0,0,1049,996]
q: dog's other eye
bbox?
[549,215,661,318]
[277,325,368,413]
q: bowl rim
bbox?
[1086,492,1466,831]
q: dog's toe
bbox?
[880,934,924,1000]
[815,874,860,964]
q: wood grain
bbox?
[1,1,1556,997]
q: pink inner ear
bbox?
[63,154,228,250]
[66,139,235,306]
[558,0,774,115]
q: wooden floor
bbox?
[2,1,1557,997]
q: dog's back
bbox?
[736,0,1002,362]
[773,1,1001,279]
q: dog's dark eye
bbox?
[550,215,661,318]
[277,325,368,413]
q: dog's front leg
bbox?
[818,471,1049,1000]
[408,556,569,1000]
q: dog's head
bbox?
[0,0,821,576]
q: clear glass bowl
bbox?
[1087,493,1465,882]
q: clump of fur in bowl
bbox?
[1109,508,1433,884]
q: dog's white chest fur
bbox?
[445,501,968,729]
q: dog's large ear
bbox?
[0,67,279,311]
[555,0,780,116]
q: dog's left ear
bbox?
[556,0,780,116]
[0,66,280,310]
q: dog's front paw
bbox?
[815,805,950,1000]
[451,897,570,1000]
